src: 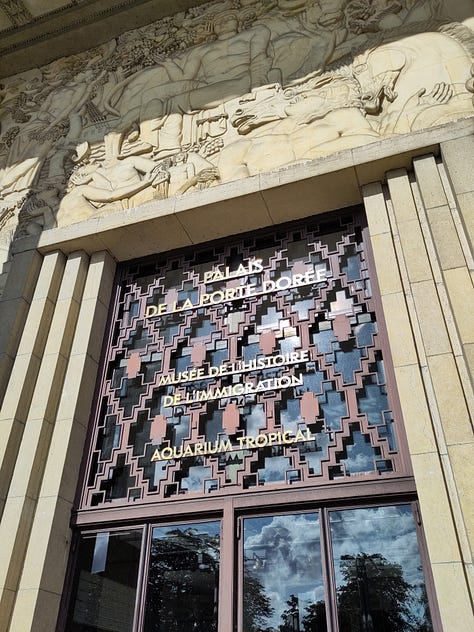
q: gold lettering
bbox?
[255,434,268,447]
[210,290,225,304]
[183,445,194,457]
[145,305,158,318]
[294,429,306,443]
[219,439,232,452]
[236,437,246,449]
[161,447,173,459]
[268,432,279,445]
[245,436,256,448]
[225,287,237,301]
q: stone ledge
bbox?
[11,117,474,263]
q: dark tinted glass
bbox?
[66,529,142,632]
[143,521,220,632]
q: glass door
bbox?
[240,504,434,632]
[143,520,221,632]
[241,512,327,632]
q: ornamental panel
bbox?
[81,210,406,508]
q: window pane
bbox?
[143,521,220,632]
[330,505,433,632]
[67,529,142,632]
[243,513,327,632]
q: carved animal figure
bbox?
[217,27,474,180]
[217,77,380,180]
[352,28,473,126]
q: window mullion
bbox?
[134,524,152,632]
[321,507,340,632]
[218,497,235,632]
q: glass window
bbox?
[143,521,220,632]
[242,513,327,632]
[67,529,142,632]
[64,505,436,632]
[330,505,433,632]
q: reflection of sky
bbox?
[341,252,361,281]
[278,398,300,432]
[91,532,109,574]
[245,404,266,435]
[258,456,291,483]
[330,505,427,588]
[153,461,169,486]
[181,465,212,492]
[244,513,324,629]
[354,320,377,347]
[300,434,331,475]
[153,520,220,541]
[357,382,389,425]
[320,385,346,430]
[291,298,314,320]
[279,335,300,355]
[341,431,376,474]
[333,345,365,384]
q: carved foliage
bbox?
[0,0,473,235]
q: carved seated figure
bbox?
[56,133,167,226]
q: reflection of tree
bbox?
[280,595,300,632]
[301,600,327,632]
[145,528,220,632]
[243,570,274,632]
[279,595,327,632]
[337,553,432,632]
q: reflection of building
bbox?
[0,1,473,631]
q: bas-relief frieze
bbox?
[0,0,473,255]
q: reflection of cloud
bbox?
[244,514,325,628]
[341,431,375,474]
[343,449,373,473]
[258,456,290,482]
[330,505,426,586]
[181,465,211,492]
[245,404,266,435]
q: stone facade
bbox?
[0,1,473,631]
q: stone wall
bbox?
[0,0,473,293]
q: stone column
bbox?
[0,249,42,406]
[363,161,474,630]
[0,251,65,519]
[0,251,115,632]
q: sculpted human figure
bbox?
[0,68,103,195]
[56,133,167,225]
[167,150,219,197]
[270,0,369,82]
[105,9,275,154]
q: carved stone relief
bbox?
[0,0,473,281]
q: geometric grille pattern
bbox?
[81,210,405,509]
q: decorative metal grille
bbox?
[81,209,405,509]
